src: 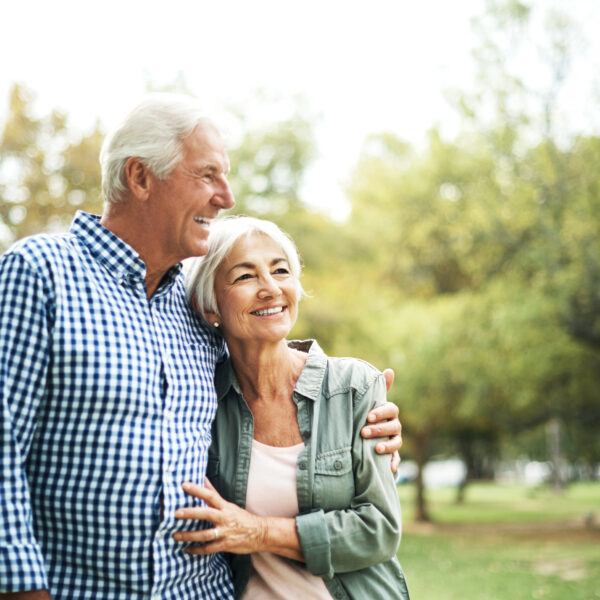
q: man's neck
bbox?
[100,205,172,299]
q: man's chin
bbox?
[186,243,210,259]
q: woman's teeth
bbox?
[252,307,284,316]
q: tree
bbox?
[0,84,103,250]
[339,1,600,517]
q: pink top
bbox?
[242,439,330,599]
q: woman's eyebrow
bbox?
[227,257,288,273]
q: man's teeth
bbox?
[252,307,284,316]
[194,217,211,224]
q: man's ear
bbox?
[124,157,152,201]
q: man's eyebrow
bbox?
[196,162,230,176]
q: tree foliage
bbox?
[0,84,103,248]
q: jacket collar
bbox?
[215,339,327,403]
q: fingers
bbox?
[174,505,222,523]
[366,401,398,425]
[173,526,220,544]
[181,481,225,509]
[375,433,403,455]
[383,368,395,392]
[391,450,402,473]
[203,477,217,492]
[362,416,402,440]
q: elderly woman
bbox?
[175,216,410,599]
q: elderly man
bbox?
[0,95,401,599]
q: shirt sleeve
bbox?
[0,252,51,591]
[295,372,402,579]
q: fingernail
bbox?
[363,427,371,436]
[376,443,385,453]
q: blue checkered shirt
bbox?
[0,211,235,599]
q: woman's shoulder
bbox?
[292,339,383,400]
[325,355,383,399]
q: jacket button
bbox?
[335,591,344,599]
[299,461,307,470]
[334,460,343,470]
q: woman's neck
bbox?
[226,338,307,406]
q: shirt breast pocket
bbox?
[313,447,354,510]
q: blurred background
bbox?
[1,0,599,598]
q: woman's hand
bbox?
[174,479,304,561]
[174,479,267,555]
[361,368,402,472]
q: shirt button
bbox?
[164,409,174,421]
[164,473,173,484]
[298,461,307,470]
[334,460,343,470]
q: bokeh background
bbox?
[2,1,599,598]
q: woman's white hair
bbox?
[186,216,305,321]
[100,93,211,205]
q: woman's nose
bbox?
[257,275,281,298]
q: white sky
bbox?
[2,0,599,218]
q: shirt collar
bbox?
[215,339,328,403]
[70,211,182,287]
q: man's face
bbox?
[148,123,234,264]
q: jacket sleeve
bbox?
[296,371,402,578]
[0,252,51,591]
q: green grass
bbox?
[394,482,600,600]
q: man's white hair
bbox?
[185,216,305,321]
[100,93,212,204]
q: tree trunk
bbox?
[413,433,430,522]
[547,417,568,491]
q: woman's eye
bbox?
[233,273,253,283]
[273,268,290,275]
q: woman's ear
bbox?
[192,296,220,328]
[204,309,220,328]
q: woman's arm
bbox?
[173,480,305,562]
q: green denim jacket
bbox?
[207,340,410,600]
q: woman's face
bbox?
[211,232,299,345]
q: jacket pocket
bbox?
[313,447,353,509]
[206,456,223,494]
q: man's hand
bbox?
[361,368,402,472]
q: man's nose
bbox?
[213,177,235,209]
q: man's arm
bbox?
[0,253,51,594]
[361,368,402,471]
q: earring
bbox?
[213,322,220,328]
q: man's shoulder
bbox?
[4,231,76,265]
